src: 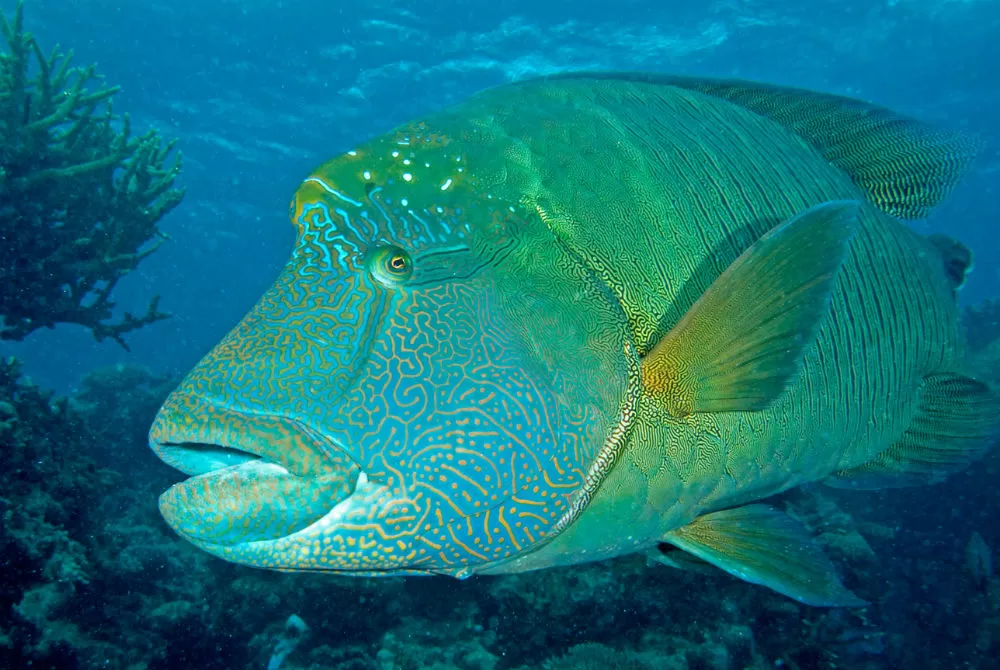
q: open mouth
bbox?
[156,440,264,474]
[150,404,363,548]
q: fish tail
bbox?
[829,371,1000,489]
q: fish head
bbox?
[149,120,634,576]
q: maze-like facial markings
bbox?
[151,117,627,575]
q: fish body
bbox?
[150,74,996,605]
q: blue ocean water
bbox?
[2,0,997,391]
[2,1,1000,669]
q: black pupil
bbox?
[389,255,406,271]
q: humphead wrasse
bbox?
[149,73,1000,606]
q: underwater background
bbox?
[1,0,999,668]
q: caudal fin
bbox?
[829,372,1000,489]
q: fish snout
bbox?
[148,391,362,549]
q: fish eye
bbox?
[368,245,413,286]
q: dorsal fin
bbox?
[539,72,982,219]
[927,233,974,293]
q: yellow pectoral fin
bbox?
[641,200,859,417]
[663,505,867,607]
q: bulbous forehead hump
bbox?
[291,121,470,224]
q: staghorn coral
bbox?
[0,1,184,348]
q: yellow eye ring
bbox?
[387,254,408,274]
[368,245,413,286]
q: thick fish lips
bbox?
[149,396,362,550]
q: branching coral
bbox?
[0,1,184,348]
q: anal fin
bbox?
[831,372,1000,489]
[647,544,719,576]
[663,505,866,607]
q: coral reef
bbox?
[0,1,184,348]
[0,356,113,666]
[3,350,1000,669]
[69,362,177,469]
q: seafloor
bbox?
[2,302,1000,670]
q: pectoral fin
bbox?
[663,505,867,607]
[641,200,859,416]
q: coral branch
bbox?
[0,0,184,347]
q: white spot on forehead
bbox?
[402,173,413,182]
[424,162,431,168]
[440,178,453,191]
[401,198,409,207]
[363,170,372,181]
[347,150,358,156]
[403,159,411,166]
[391,150,399,158]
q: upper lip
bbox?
[148,397,354,479]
